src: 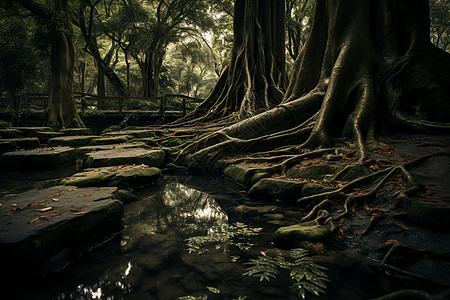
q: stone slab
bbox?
[15,127,54,137]
[104,129,156,138]
[75,142,149,156]
[248,178,305,201]
[0,147,76,169]
[90,135,131,145]
[1,137,40,150]
[61,165,161,189]
[48,135,101,147]
[0,185,123,267]
[84,148,165,168]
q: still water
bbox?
[2,174,391,300]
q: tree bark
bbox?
[179,0,287,122]
[46,0,84,129]
[183,0,450,170]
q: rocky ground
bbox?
[0,124,449,299]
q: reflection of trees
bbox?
[122,182,228,251]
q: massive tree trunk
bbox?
[142,50,163,98]
[177,0,287,123]
[46,0,84,129]
[182,0,450,170]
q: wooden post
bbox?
[81,95,86,112]
[182,98,187,116]
[160,96,166,123]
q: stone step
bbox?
[0,137,40,150]
[60,128,93,136]
[0,186,123,270]
[0,147,76,169]
[75,141,149,157]
[0,128,23,139]
[84,148,165,168]
[61,164,161,190]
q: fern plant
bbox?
[185,222,262,254]
[243,248,329,298]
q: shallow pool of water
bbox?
[2,174,409,300]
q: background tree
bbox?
[182,0,450,169]
[429,0,449,52]
[0,9,37,112]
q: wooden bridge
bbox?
[9,92,203,117]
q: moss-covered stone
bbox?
[61,165,161,189]
[333,164,370,182]
[403,198,450,230]
[84,148,166,168]
[224,164,268,186]
[104,129,156,138]
[75,142,149,157]
[1,137,40,150]
[286,162,335,180]
[115,189,139,204]
[272,224,329,248]
[302,183,337,197]
[248,178,304,201]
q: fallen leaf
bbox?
[36,207,53,212]
[70,208,79,211]
[73,211,88,215]
[52,198,59,202]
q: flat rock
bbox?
[1,137,40,150]
[60,128,93,136]
[224,164,270,186]
[84,148,165,168]
[0,147,76,169]
[0,128,23,138]
[286,162,335,180]
[272,224,329,248]
[61,164,161,189]
[75,142,149,156]
[35,131,65,144]
[90,135,131,145]
[0,185,123,268]
[15,127,54,137]
[48,135,101,147]
[301,183,337,197]
[248,178,304,201]
[0,140,18,155]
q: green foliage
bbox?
[0,120,12,128]
[429,0,449,52]
[101,125,122,134]
[243,248,329,299]
[185,222,262,254]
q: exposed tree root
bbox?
[372,289,450,300]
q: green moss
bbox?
[249,172,270,187]
[302,183,336,197]
[333,164,370,182]
[248,178,304,201]
[224,164,267,186]
[160,138,185,147]
[102,125,122,134]
[272,224,329,248]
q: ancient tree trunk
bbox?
[184,0,450,170]
[142,51,162,98]
[46,0,84,129]
[180,0,287,122]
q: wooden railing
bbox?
[10,92,203,117]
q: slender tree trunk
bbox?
[46,0,84,129]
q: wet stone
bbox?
[248,178,304,201]
[0,185,123,269]
[84,148,166,168]
[224,164,270,186]
[48,135,101,147]
[333,164,370,182]
[0,147,76,169]
[61,165,161,190]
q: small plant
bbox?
[243,248,329,299]
[185,222,262,254]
